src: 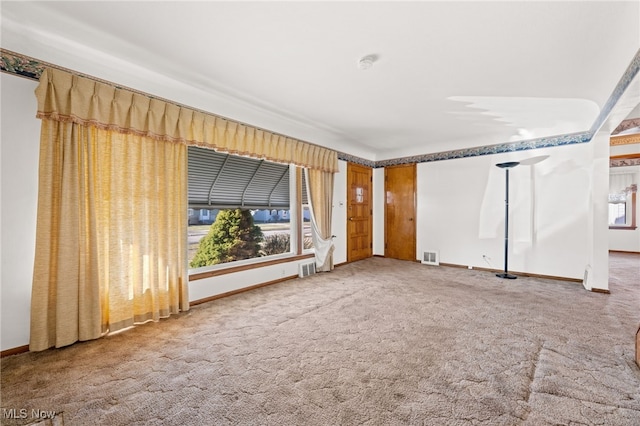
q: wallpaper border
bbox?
[3,48,639,169]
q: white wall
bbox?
[586,132,612,290]
[1,74,40,351]
[372,167,385,256]
[415,143,601,281]
[189,260,313,303]
[332,160,348,265]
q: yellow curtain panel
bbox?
[31,71,191,351]
[35,68,339,173]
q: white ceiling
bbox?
[2,1,639,161]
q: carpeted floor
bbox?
[1,254,639,425]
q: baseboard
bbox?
[438,262,583,283]
[1,344,29,358]
[190,275,298,307]
[190,258,358,305]
[609,250,640,254]
[590,287,611,294]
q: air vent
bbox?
[299,262,316,278]
[421,250,439,266]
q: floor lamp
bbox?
[495,161,519,279]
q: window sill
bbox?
[609,226,638,230]
[189,253,314,281]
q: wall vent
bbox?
[421,250,439,266]
[299,262,316,278]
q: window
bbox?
[608,201,626,225]
[609,172,637,230]
[608,192,637,230]
[187,146,310,271]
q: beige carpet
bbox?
[2,254,639,425]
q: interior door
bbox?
[385,164,416,261]
[347,162,372,262]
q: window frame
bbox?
[609,192,637,230]
[188,159,312,279]
[608,158,638,231]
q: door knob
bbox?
[349,217,354,221]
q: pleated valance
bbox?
[35,68,338,173]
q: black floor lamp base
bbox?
[496,273,518,279]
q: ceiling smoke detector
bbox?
[358,55,376,70]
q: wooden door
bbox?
[385,164,416,261]
[347,163,372,262]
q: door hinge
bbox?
[370,242,373,248]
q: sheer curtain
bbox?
[305,168,335,272]
[609,173,636,200]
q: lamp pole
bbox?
[495,161,519,279]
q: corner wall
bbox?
[372,167,385,256]
[1,73,40,351]
[332,160,348,265]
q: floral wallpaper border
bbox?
[610,157,640,168]
[1,49,46,80]
[613,117,640,135]
[375,132,593,168]
[3,48,639,169]
[336,153,376,168]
